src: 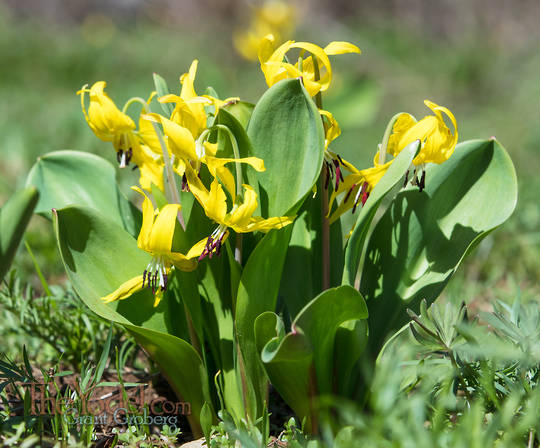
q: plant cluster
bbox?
[0,27,519,445]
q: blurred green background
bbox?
[1,0,539,305]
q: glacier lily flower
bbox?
[258,35,361,97]
[185,164,294,259]
[78,81,138,167]
[386,100,458,191]
[319,109,349,190]
[102,187,202,307]
[78,82,166,192]
[328,151,393,224]
[146,113,265,197]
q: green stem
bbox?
[379,113,405,165]
[213,124,244,265]
[312,57,330,291]
[151,121,185,230]
[213,124,243,199]
[123,96,185,229]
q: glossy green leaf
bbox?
[225,101,255,129]
[294,285,368,395]
[0,186,39,281]
[255,285,368,429]
[360,139,517,354]
[342,140,420,286]
[247,79,325,217]
[254,312,313,426]
[53,205,210,436]
[26,150,140,236]
[235,226,294,417]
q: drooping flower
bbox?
[319,109,348,190]
[78,81,138,167]
[145,113,265,197]
[258,35,361,97]
[327,151,393,224]
[184,164,294,259]
[386,100,458,190]
[101,188,202,307]
[78,82,166,192]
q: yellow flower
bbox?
[101,188,202,306]
[146,113,265,198]
[319,109,349,190]
[156,60,209,139]
[78,81,138,167]
[258,35,361,97]
[327,151,393,224]
[185,164,294,259]
[234,0,296,61]
[387,100,458,166]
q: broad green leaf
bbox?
[254,312,313,427]
[0,186,39,281]
[53,205,211,435]
[293,285,368,395]
[225,101,255,129]
[342,140,420,286]
[235,226,294,417]
[26,150,140,236]
[247,79,325,217]
[255,286,368,429]
[360,139,517,354]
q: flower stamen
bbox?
[199,225,229,261]
[142,255,169,294]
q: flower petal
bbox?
[147,203,182,254]
[323,41,361,56]
[102,275,144,303]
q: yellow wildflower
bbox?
[102,187,202,306]
[258,35,360,97]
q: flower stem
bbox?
[379,113,404,165]
[122,96,186,229]
[151,121,185,230]
[312,57,330,291]
[213,124,243,199]
[214,124,244,264]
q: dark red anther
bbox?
[161,272,168,292]
[419,170,426,192]
[126,148,133,164]
[333,159,343,190]
[116,150,123,164]
[324,162,331,190]
[362,190,369,206]
[142,269,147,288]
[344,184,357,203]
[403,170,409,188]
[181,174,190,192]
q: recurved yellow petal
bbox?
[323,41,361,55]
[228,185,259,229]
[102,275,144,303]
[206,179,228,223]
